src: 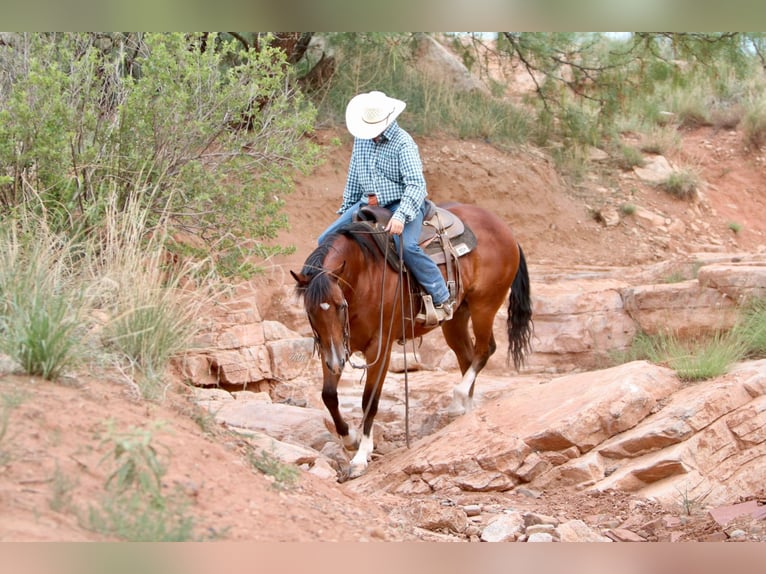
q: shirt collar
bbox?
[373,121,398,143]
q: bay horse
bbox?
[291,202,533,478]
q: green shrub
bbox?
[86,420,197,541]
[660,169,700,199]
[741,102,766,151]
[619,330,745,382]
[0,32,319,274]
[0,222,85,380]
[732,297,766,358]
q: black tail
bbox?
[507,245,533,370]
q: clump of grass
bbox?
[90,192,214,401]
[85,420,197,541]
[248,445,300,491]
[663,270,689,284]
[618,330,745,382]
[0,222,85,380]
[659,169,700,200]
[615,145,645,171]
[48,464,79,514]
[0,388,27,467]
[732,297,766,358]
[620,203,636,216]
[741,104,766,151]
[728,221,743,234]
[665,332,745,381]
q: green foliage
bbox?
[0,32,320,275]
[728,221,743,234]
[615,145,645,171]
[248,445,300,490]
[660,169,700,199]
[0,387,27,467]
[618,330,745,382]
[315,33,530,146]
[0,222,85,380]
[741,98,766,151]
[48,464,79,514]
[620,203,636,216]
[732,297,766,358]
[87,419,197,541]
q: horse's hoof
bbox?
[347,462,367,479]
[447,401,467,419]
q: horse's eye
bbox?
[320,302,330,311]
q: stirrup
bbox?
[415,295,453,326]
[415,294,439,326]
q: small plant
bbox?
[248,445,300,490]
[660,169,700,200]
[615,145,645,171]
[48,464,79,514]
[0,387,26,467]
[676,484,710,516]
[666,332,745,382]
[620,203,637,216]
[85,420,198,541]
[731,297,766,358]
[741,104,766,151]
[617,330,745,381]
[728,221,743,234]
[663,270,689,284]
[0,224,85,381]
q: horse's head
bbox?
[291,261,349,376]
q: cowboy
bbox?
[317,90,453,324]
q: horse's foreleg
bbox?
[347,354,388,479]
[321,371,358,449]
[348,427,374,478]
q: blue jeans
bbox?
[318,200,450,305]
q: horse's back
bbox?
[442,202,519,250]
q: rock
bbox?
[527,532,556,542]
[480,512,525,542]
[624,280,737,337]
[391,499,468,534]
[556,519,612,542]
[208,399,334,451]
[697,262,766,303]
[605,528,647,542]
[633,155,675,184]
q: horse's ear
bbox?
[290,270,308,286]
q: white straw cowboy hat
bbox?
[345,91,406,139]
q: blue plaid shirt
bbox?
[338,121,427,224]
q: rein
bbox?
[346,226,416,449]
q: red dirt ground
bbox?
[1,122,765,543]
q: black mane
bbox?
[295,222,385,307]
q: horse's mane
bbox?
[295,222,385,307]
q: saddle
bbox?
[353,199,477,305]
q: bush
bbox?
[0,33,320,274]
[0,222,85,380]
[660,169,700,199]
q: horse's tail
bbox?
[507,244,533,370]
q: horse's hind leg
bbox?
[442,302,498,416]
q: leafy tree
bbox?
[0,32,320,274]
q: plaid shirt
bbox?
[338,121,427,224]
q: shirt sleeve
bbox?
[339,142,363,214]
[391,140,427,224]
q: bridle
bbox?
[308,225,417,447]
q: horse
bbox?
[291,202,533,479]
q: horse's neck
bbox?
[327,237,381,304]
